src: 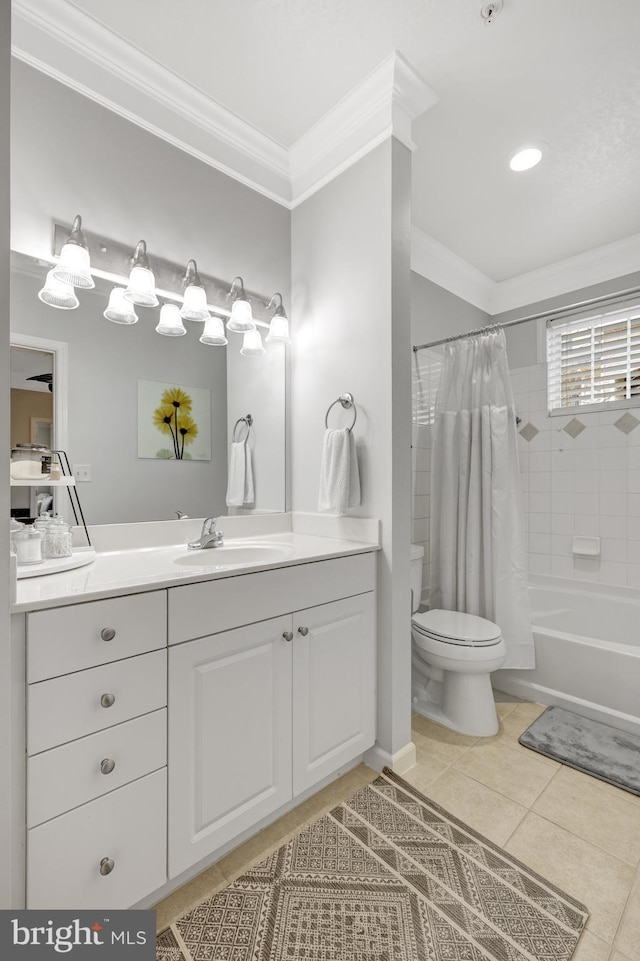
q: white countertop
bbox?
[12,530,380,612]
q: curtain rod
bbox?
[412,284,640,353]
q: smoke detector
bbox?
[480,0,503,24]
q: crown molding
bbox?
[12,0,293,205]
[290,52,438,205]
[410,227,494,312]
[411,226,640,315]
[12,3,437,210]
[488,232,640,314]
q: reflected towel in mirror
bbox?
[226,441,254,506]
[318,428,361,514]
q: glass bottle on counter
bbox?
[44,515,73,559]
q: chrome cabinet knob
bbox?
[100,693,115,709]
[100,627,116,642]
[282,631,293,642]
[100,758,116,775]
[99,857,115,876]
[297,626,309,636]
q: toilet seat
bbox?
[412,609,502,648]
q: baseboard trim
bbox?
[364,740,417,775]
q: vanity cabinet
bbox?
[25,591,168,909]
[167,554,376,879]
[19,547,377,908]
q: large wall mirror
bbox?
[10,254,287,526]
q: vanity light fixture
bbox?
[38,269,80,309]
[52,215,95,289]
[265,293,291,345]
[155,302,186,337]
[103,286,138,325]
[123,240,159,307]
[227,276,256,333]
[180,259,210,321]
[240,328,265,356]
[199,314,228,346]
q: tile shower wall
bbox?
[411,349,640,595]
[512,362,640,588]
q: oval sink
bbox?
[173,544,292,568]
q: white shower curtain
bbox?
[430,328,534,669]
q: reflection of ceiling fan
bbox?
[26,373,53,392]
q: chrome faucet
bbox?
[187,517,224,550]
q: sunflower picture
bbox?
[138,380,211,460]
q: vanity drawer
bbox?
[169,552,376,643]
[27,591,167,682]
[28,649,167,755]
[27,708,167,828]
[27,768,167,909]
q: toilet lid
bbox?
[412,609,501,645]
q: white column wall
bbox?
[291,139,413,765]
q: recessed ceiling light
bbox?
[508,144,545,172]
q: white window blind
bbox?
[547,298,640,413]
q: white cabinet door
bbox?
[292,593,376,794]
[168,615,293,878]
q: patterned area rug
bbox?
[158,768,588,961]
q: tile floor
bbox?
[155,697,640,961]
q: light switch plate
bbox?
[74,464,92,482]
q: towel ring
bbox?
[325,393,357,431]
[233,414,253,443]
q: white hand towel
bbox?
[226,441,255,507]
[318,428,361,514]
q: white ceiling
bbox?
[11,0,640,299]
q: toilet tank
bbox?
[410,544,425,613]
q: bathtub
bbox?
[492,575,640,737]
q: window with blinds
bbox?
[547,299,640,413]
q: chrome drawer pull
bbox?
[100,693,116,709]
[99,857,114,876]
[297,626,309,636]
[100,758,116,775]
[100,628,116,642]
[282,631,293,642]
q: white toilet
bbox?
[410,545,506,736]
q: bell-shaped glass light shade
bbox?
[227,297,255,333]
[199,314,228,346]
[52,243,95,289]
[265,313,291,345]
[156,303,186,337]
[123,265,159,307]
[181,284,209,321]
[240,328,265,356]
[104,287,139,325]
[38,269,80,309]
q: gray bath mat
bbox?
[519,705,640,796]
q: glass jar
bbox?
[9,518,24,551]
[44,515,73,559]
[10,444,51,480]
[33,512,52,534]
[12,527,44,565]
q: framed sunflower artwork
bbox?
[137,379,212,460]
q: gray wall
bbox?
[411,272,489,347]
[10,62,291,523]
